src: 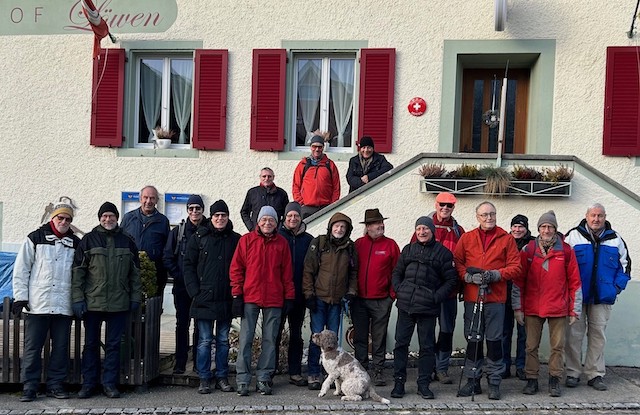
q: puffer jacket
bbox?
[230,228,294,307]
[513,237,582,318]
[292,154,341,207]
[354,234,400,299]
[279,221,314,303]
[183,220,241,321]
[454,226,522,303]
[302,212,358,304]
[12,222,80,316]
[72,225,141,312]
[163,218,203,295]
[564,219,631,304]
[392,238,458,316]
[240,185,289,231]
[346,152,394,193]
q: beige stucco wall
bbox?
[1,1,639,363]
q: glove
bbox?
[515,311,525,326]
[483,270,501,282]
[72,301,87,319]
[306,295,318,313]
[130,301,140,312]
[232,296,244,318]
[467,267,485,275]
[12,300,29,316]
[464,272,485,285]
[282,299,294,316]
[569,316,577,326]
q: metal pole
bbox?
[496,62,509,167]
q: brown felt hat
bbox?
[360,208,388,224]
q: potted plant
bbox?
[509,164,543,194]
[153,127,175,149]
[419,163,453,192]
[533,164,573,195]
[449,163,484,192]
[479,165,511,195]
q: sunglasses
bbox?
[212,213,228,218]
[55,215,72,223]
[438,203,454,208]
[187,206,203,212]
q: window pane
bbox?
[328,59,354,148]
[295,59,322,146]
[138,59,163,144]
[170,59,193,144]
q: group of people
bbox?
[9,135,631,403]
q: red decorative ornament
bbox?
[408,97,427,116]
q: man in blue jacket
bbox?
[564,203,631,392]
[122,185,170,297]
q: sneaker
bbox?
[549,376,561,397]
[457,378,482,397]
[77,385,95,399]
[565,376,580,388]
[103,385,120,398]
[488,384,501,400]
[289,375,308,387]
[436,371,453,384]
[516,368,527,381]
[588,376,608,391]
[46,386,69,399]
[390,381,405,398]
[256,380,272,395]
[20,389,37,402]
[237,383,249,396]
[215,378,234,392]
[522,379,539,395]
[198,379,211,394]
[373,369,386,386]
[417,383,434,399]
[307,375,322,390]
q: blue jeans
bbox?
[308,299,341,377]
[435,296,458,373]
[21,314,71,389]
[82,311,128,387]
[195,318,230,380]
[235,304,282,385]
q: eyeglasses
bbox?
[212,213,228,218]
[478,212,497,219]
[187,206,203,212]
[311,145,324,149]
[438,203,454,208]
[260,175,274,178]
[55,215,72,223]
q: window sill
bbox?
[116,148,199,158]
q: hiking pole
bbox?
[457,281,487,401]
[470,284,486,402]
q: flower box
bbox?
[421,179,572,197]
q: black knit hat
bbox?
[186,194,204,209]
[510,214,529,230]
[358,136,374,148]
[98,202,119,220]
[415,216,436,235]
[209,200,229,216]
[285,201,302,217]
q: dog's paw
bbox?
[318,391,326,397]
[333,390,340,396]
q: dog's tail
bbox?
[369,387,391,404]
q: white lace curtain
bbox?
[140,60,162,142]
[170,60,193,144]
[330,60,354,147]
[297,59,321,144]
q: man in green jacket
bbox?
[72,202,141,399]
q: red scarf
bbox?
[49,220,68,239]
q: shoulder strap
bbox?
[173,219,186,255]
[301,158,333,181]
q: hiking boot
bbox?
[588,376,607,391]
[417,383,434,399]
[516,368,527,381]
[289,375,308,387]
[236,383,249,396]
[46,386,69,399]
[549,376,561,397]
[457,378,482,397]
[373,369,386,386]
[103,385,120,398]
[565,376,580,388]
[20,389,37,402]
[256,380,272,395]
[436,371,453,384]
[522,379,539,395]
[307,375,322,390]
[215,378,234,392]
[488,384,501,400]
[197,379,211,394]
[77,385,96,399]
[390,381,405,398]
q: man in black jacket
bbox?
[391,216,458,400]
[183,200,241,394]
[240,167,289,231]
[345,136,393,193]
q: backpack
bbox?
[173,219,187,256]
[301,157,333,181]
[524,239,572,272]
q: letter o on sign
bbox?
[408,97,427,116]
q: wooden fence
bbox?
[0,296,162,385]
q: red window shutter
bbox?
[358,48,395,153]
[603,46,640,156]
[193,49,228,150]
[91,49,125,147]
[250,49,286,151]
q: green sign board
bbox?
[0,0,177,35]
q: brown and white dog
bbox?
[312,329,390,404]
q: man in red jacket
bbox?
[454,201,521,400]
[352,208,400,386]
[291,135,341,219]
[512,211,581,398]
[230,206,295,397]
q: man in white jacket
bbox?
[12,202,80,402]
